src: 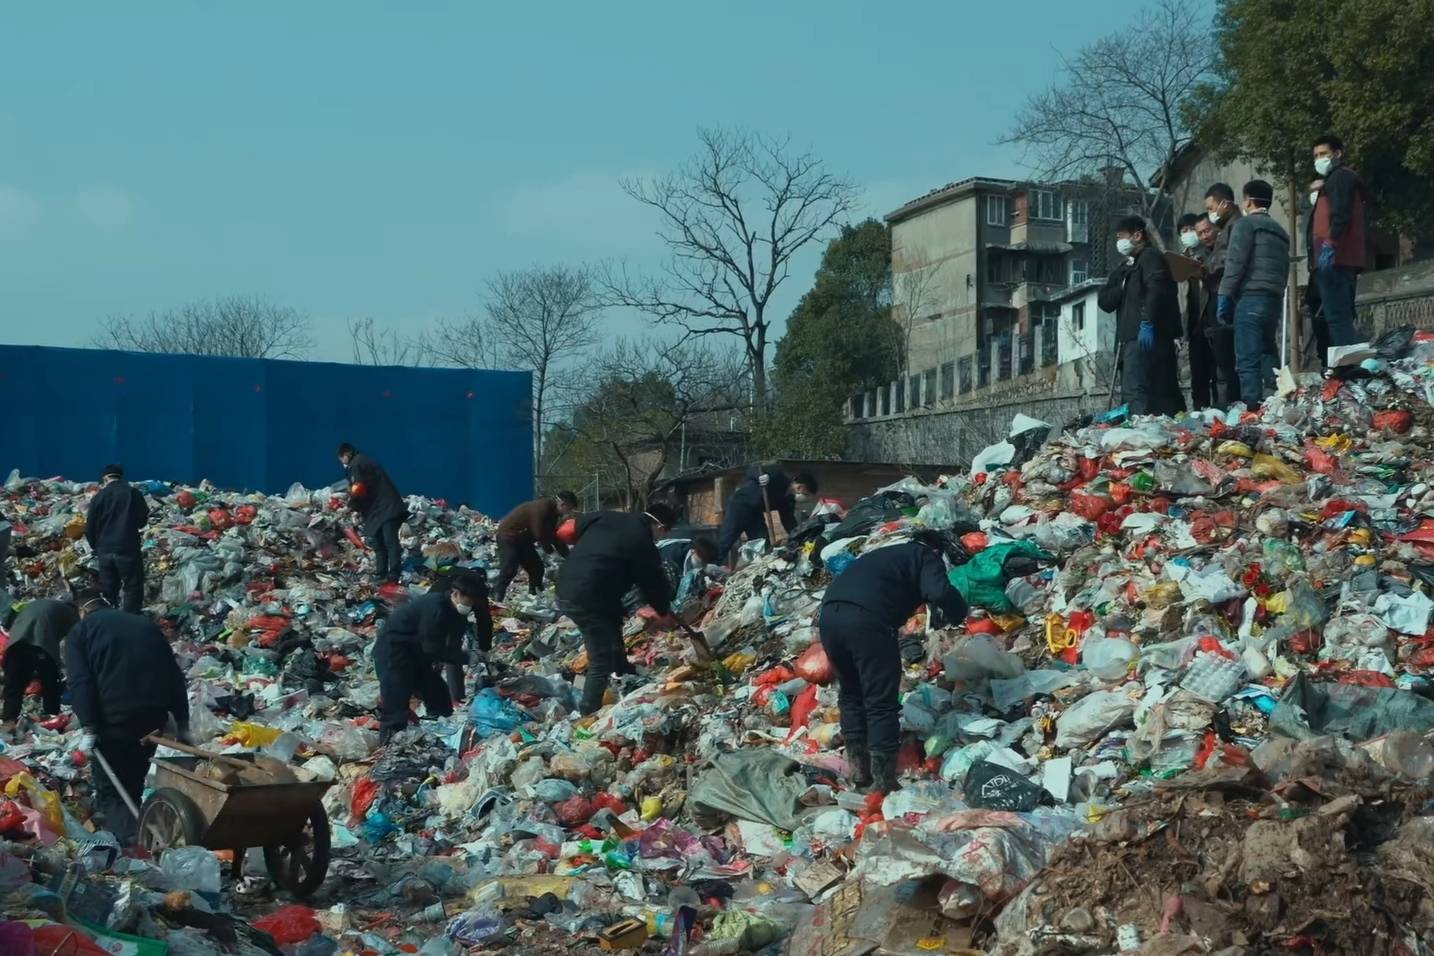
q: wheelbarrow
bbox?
[103,735,334,898]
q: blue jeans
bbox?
[1234,294,1281,406]
[1315,266,1359,347]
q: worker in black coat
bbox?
[1097,216,1186,417]
[85,464,151,613]
[819,532,968,793]
[65,592,191,844]
[431,567,495,701]
[338,443,410,584]
[556,505,678,715]
[716,467,818,566]
[373,570,486,742]
[1,597,79,732]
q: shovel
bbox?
[93,748,142,821]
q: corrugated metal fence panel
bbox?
[0,345,532,517]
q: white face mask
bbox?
[1207,209,1221,225]
[452,599,472,616]
[1115,237,1135,257]
[1180,231,1200,249]
[1314,156,1335,176]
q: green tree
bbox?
[1194,0,1434,240]
[756,219,903,458]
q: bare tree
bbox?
[425,315,503,372]
[892,255,946,378]
[95,296,314,359]
[348,317,428,366]
[602,128,858,410]
[999,0,1215,230]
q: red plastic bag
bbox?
[795,642,834,685]
[207,508,232,530]
[0,800,28,836]
[234,504,258,525]
[176,489,197,509]
[1373,409,1414,433]
[960,531,988,553]
[592,792,627,815]
[554,795,596,826]
[1303,441,1338,474]
[784,684,819,742]
[1068,492,1111,521]
[754,666,795,687]
[350,776,379,822]
[253,905,321,945]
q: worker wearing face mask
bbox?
[373,570,487,742]
[1217,179,1290,407]
[1097,216,1185,416]
[1303,178,1331,364]
[790,472,820,524]
[1177,212,1220,410]
[1309,134,1367,347]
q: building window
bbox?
[940,361,955,400]
[986,253,1002,284]
[895,378,906,413]
[1067,199,1089,242]
[1072,301,1086,331]
[997,331,1013,380]
[1032,189,1061,221]
[880,385,891,416]
[978,353,991,389]
[922,368,937,406]
[958,356,973,394]
[1071,258,1088,285]
[1019,329,1035,375]
[1038,305,1060,367]
[850,394,864,419]
[986,194,1007,226]
[909,373,921,407]
[865,390,877,418]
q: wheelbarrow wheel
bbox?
[263,802,330,898]
[138,788,207,857]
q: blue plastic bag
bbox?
[469,688,523,738]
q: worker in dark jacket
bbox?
[432,568,494,701]
[374,570,487,742]
[1,597,80,731]
[493,491,578,600]
[65,592,191,844]
[1217,180,1291,407]
[1193,215,1240,406]
[338,443,410,584]
[1097,216,1185,416]
[85,465,151,613]
[819,532,968,793]
[1309,134,1367,347]
[716,468,818,566]
[557,505,678,715]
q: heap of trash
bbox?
[7,330,1434,954]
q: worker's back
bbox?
[557,511,670,613]
[64,609,186,729]
[822,541,966,630]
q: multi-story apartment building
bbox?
[855,170,1151,419]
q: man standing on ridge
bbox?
[85,464,151,613]
[492,491,579,601]
[1309,134,1368,347]
[338,443,409,584]
[1098,216,1184,416]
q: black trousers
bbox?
[94,711,167,845]
[1207,328,1240,407]
[819,602,902,755]
[563,602,632,715]
[366,519,404,583]
[96,552,145,614]
[374,633,452,740]
[2,644,62,722]
[493,538,544,600]
[1120,337,1185,416]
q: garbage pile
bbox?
[6,332,1434,954]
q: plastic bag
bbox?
[253,904,321,945]
[228,721,282,748]
[3,773,61,834]
[1081,636,1137,681]
[470,688,524,738]
[1054,689,1136,748]
[161,845,222,894]
[963,760,1046,811]
[946,540,1052,613]
[795,642,834,685]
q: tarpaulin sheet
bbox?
[0,345,532,517]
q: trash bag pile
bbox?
[8,334,1434,953]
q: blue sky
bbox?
[1,0,1148,362]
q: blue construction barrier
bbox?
[0,345,533,517]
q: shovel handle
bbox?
[92,748,142,821]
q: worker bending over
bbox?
[818,531,968,793]
[493,491,578,600]
[66,592,191,845]
[1,596,80,735]
[337,443,409,584]
[716,467,818,565]
[86,465,151,613]
[374,569,487,742]
[556,505,678,715]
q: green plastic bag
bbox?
[947,540,1052,612]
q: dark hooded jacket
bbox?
[346,452,409,536]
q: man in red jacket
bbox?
[1309,134,1367,348]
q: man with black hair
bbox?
[1310,134,1367,347]
[85,465,151,613]
[1,596,79,733]
[1218,180,1290,406]
[374,569,488,741]
[791,472,820,524]
[65,590,190,844]
[819,532,968,793]
[717,465,800,566]
[1097,216,1184,415]
[493,491,579,600]
[1178,212,1220,409]
[557,505,678,715]
[337,443,409,584]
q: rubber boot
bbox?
[870,751,901,794]
[846,742,873,789]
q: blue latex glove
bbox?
[1216,295,1234,326]
[1137,321,1155,351]
[1318,242,1336,271]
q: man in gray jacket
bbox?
[1216,180,1290,407]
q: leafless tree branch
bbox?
[348,317,429,366]
[94,296,315,359]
